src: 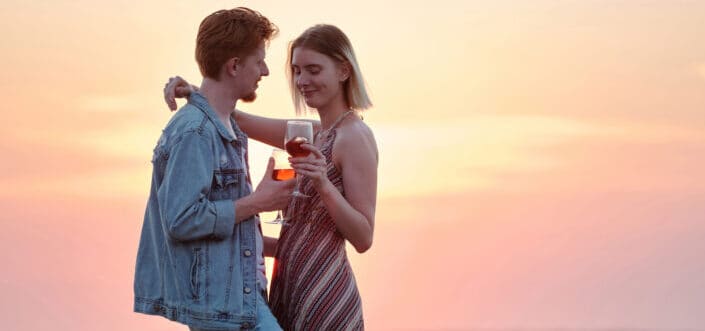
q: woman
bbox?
[165,24,377,330]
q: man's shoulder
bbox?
[166,104,215,134]
[172,103,205,124]
[158,105,220,147]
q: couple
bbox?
[133,7,378,331]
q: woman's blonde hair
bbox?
[286,24,372,114]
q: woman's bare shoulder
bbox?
[339,117,375,140]
[334,117,378,162]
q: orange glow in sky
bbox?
[1,1,705,330]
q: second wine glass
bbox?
[264,148,294,224]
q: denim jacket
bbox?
[134,92,260,329]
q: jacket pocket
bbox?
[190,247,204,300]
[211,168,244,200]
[213,169,242,188]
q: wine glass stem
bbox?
[294,176,302,195]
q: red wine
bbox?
[285,137,311,157]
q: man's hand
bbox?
[251,157,295,212]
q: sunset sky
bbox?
[1,0,705,330]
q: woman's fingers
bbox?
[164,77,177,110]
[292,162,326,178]
[300,143,324,159]
[164,76,190,111]
[290,157,326,168]
[289,144,325,166]
[292,163,323,171]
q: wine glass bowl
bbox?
[271,148,296,181]
[286,121,313,198]
[264,148,293,225]
[285,136,311,157]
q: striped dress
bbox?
[269,126,364,331]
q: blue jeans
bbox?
[188,291,281,331]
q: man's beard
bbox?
[240,92,257,103]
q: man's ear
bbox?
[224,57,240,77]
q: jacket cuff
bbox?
[213,199,236,239]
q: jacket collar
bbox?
[188,92,238,143]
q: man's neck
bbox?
[199,78,238,132]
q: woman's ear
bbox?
[338,61,351,82]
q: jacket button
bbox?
[241,322,251,329]
[244,287,252,294]
[244,250,252,257]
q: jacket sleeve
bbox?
[157,130,236,242]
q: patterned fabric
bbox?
[270,127,364,331]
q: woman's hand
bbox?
[289,143,329,191]
[163,76,197,111]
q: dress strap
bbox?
[330,110,354,130]
[316,110,355,142]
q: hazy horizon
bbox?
[1,0,704,330]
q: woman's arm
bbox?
[328,123,378,253]
[235,110,321,148]
[162,76,320,146]
[292,122,378,253]
[234,111,287,149]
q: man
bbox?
[134,7,291,330]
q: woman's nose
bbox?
[296,74,308,88]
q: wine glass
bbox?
[285,120,313,198]
[264,148,294,224]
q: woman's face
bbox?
[291,47,347,109]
